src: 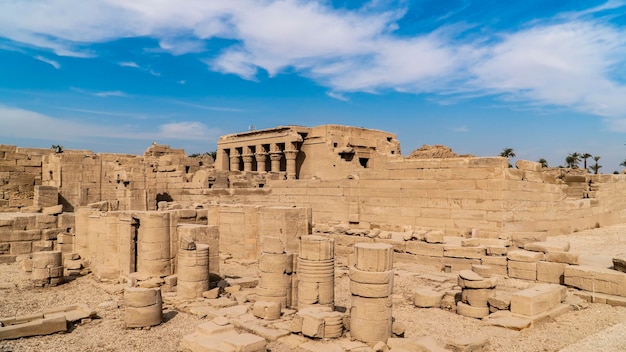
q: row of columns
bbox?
[228,144,299,179]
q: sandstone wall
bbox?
[0,145,51,211]
[195,157,626,238]
[0,144,212,213]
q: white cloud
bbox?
[0,104,220,142]
[468,21,626,118]
[326,91,349,102]
[119,61,140,68]
[33,55,60,69]
[1,1,626,122]
[94,90,127,97]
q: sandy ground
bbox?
[2,224,626,352]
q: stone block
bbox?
[544,251,579,265]
[471,264,492,278]
[488,292,511,311]
[524,241,570,253]
[42,205,63,215]
[424,231,444,244]
[613,254,626,273]
[564,265,626,296]
[510,284,565,317]
[354,242,393,272]
[507,250,544,262]
[413,288,444,308]
[462,288,495,308]
[536,261,565,284]
[262,236,285,254]
[0,315,66,340]
[405,241,444,257]
[486,246,508,256]
[9,241,31,255]
[456,302,489,319]
[444,246,486,259]
[507,261,536,281]
[222,333,267,352]
[446,335,490,352]
[125,304,163,328]
[508,232,547,248]
[252,301,281,320]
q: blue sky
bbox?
[1,0,626,171]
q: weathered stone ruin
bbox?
[2,124,626,350]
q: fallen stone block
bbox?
[413,288,444,308]
[564,265,626,296]
[486,246,508,256]
[546,252,579,265]
[507,261,537,281]
[524,241,570,253]
[486,311,532,330]
[444,246,486,259]
[456,302,489,319]
[510,283,565,317]
[252,301,281,320]
[446,335,489,352]
[405,241,444,257]
[424,231,444,244]
[471,264,492,278]
[612,253,626,273]
[0,315,66,340]
[487,292,511,311]
[462,288,495,308]
[507,250,544,262]
[536,261,565,284]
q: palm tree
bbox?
[537,158,548,168]
[590,156,602,174]
[499,148,516,158]
[499,148,515,167]
[581,153,592,170]
[565,152,581,168]
[620,159,626,168]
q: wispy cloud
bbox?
[0,104,221,142]
[33,55,60,69]
[93,90,127,97]
[326,91,349,102]
[119,61,140,68]
[169,100,249,113]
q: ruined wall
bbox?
[0,145,52,211]
[0,212,74,264]
[1,144,213,213]
[71,205,310,281]
[198,157,626,239]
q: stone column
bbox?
[269,152,282,173]
[177,243,210,299]
[283,149,299,180]
[256,237,293,309]
[32,251,63,287]
[350,243,394,344]
[136,212,171,277]
[297,235,335,309]
[229,148,241,172]
[124,287,163,328]
[242,154,254,172]
[255,145,268,173]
